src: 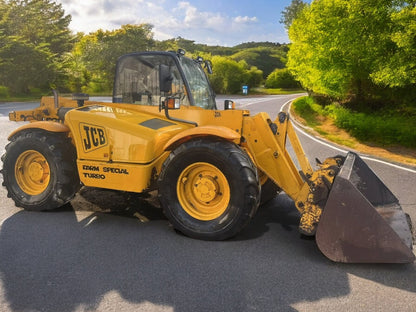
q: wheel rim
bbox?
[177,162,230,221]
[15,150,50,195]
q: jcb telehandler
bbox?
[2,50,414,263]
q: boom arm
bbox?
[242,112,343,235]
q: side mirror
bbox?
[159,64,173,93]
[204,60,213,74]
[224,100,235,110]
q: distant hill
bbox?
[157,38,289,78]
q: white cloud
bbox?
[177,1,226,31]
[234,16,258,24]
[57,0,264,46]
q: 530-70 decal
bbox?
[80,123,107,152]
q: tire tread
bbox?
[1,130,80,211]
[158,138,260,240]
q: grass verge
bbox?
[291,96,416,166]
[250,87,304,95]
[0,95,40,103]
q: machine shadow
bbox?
[234,193,302,241]
[0,188,414,312]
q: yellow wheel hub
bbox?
[177,162,230,221]
[15,150,50,195]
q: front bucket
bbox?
[316,152,415,263]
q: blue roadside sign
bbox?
[242,85,248,95]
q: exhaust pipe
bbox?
[53,89,59,108]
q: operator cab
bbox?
[113,50,217,110]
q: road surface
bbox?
[0,95,415,312]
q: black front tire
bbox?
[1,130,80,211]
[158,139,260,241]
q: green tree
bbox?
[280,0,307,30]
[231,47,285,78]
[0,0,72,54]
[74,24,155,92]
[287,0,413,103]
[0,37,54,94]
[287,0,416,106]
[0,0,73,94]
[209,56,264,94]
[244,66,264,89]
[371,5,416,88]
[61,48,89,93]
[157,37,197,53]
[265,68,299,89]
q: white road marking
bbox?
[237,96,285,107]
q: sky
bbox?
[56,0,296,46]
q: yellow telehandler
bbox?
[2,50,414,263]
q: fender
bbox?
[8,121,70,140]
[163,125,241,151]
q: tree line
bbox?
[0,0,293,98]
[285,0,416,109]
[2,0,414,109]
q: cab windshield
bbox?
[113,52,216,110]
[113,53,189,106]
[180,57,216,110]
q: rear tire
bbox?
[1,130,80,211]
[158,139,260,240]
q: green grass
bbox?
[293,96,416,149]
[330,106,416,148]
[292,96,324,127]
[250,87,305,95]
[0,91,113,103]
[0,95,41,103]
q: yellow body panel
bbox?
[64,105,190,163]
[8,96,247,193]
[62,102,246,191]
[104,103,246,131]
[77,154,168,192]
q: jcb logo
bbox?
[80,123,107,152]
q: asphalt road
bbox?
[0,95,415,312]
